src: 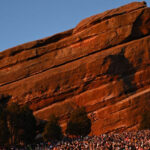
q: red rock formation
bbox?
[0,1,150,134]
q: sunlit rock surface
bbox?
[0,1,150,135]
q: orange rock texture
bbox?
[0,1,150,135]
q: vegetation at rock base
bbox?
[0,105,9,145]
[0,100,36,145]
[66,107,91,137]
[17,105,36,144]
[6,103,20,145]
[42,114,62,142]
[140,109,150,130]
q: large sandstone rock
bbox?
[0,1,150,134]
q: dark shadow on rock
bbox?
[103,50,137,94]
[0,94,11,107]
[123,9,150,43]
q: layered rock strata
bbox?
[0,1,150,134]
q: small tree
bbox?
[0,94,11,145]
[66,107,91,137]
[43,114,62,142]
[140,109,150,130]
[17,105,36,144]
[0,106,9,145]
[6,102,20,144]
[7,103,36,144]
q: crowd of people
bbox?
[34,130,150,149]
[1,130,150,149]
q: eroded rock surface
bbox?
[0,1,150,134]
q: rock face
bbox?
[0,1,150,135]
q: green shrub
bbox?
[6,103,36,144]
[140,109,150,130]
[43,114,62,142]
[66,107,91,137]
[0,105,9,145]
